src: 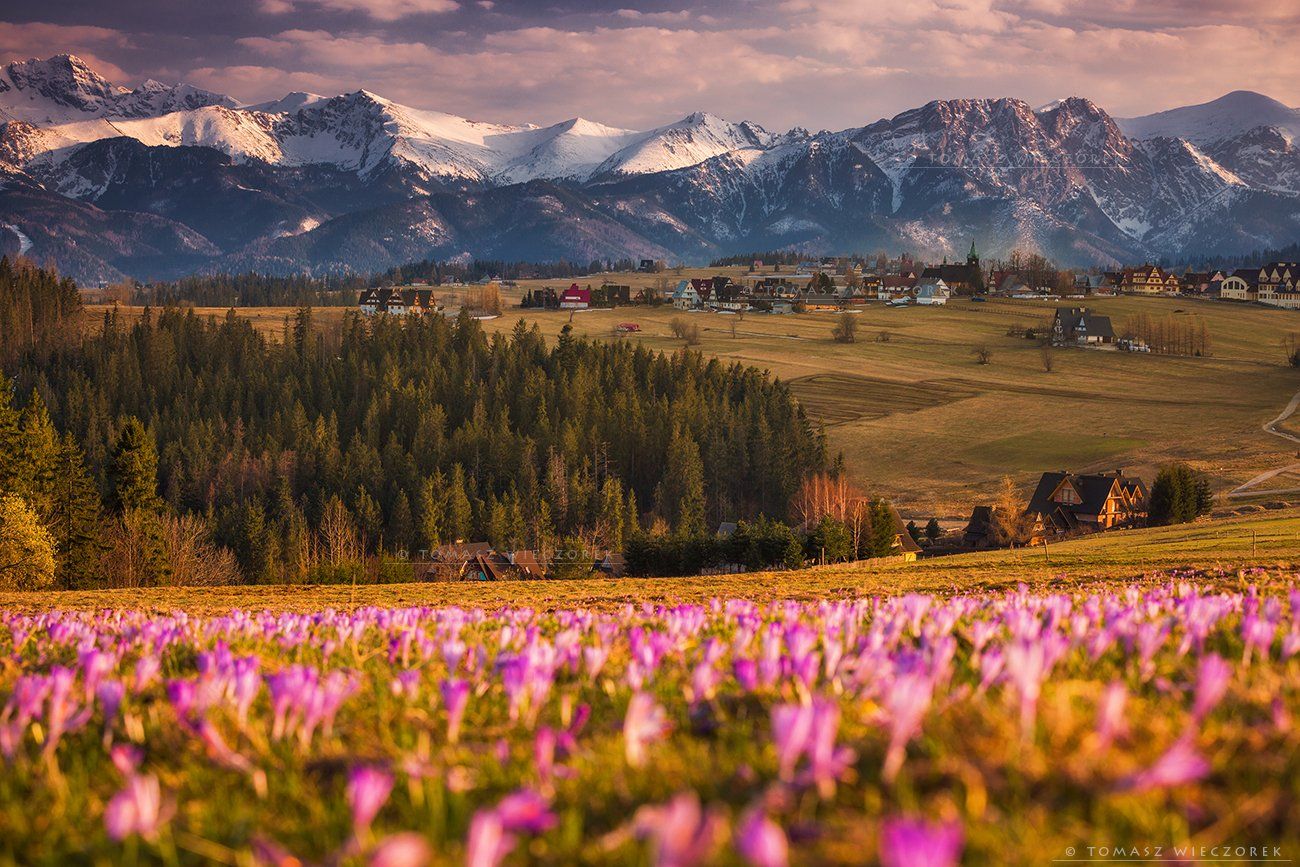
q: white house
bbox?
[914,278,951,305]
[672,280,700,310]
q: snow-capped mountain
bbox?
[1118,91,1300,145]
[2,54,1299,281]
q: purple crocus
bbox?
[348,765,394,832]
[878,816,964,867]
[494,789,556,834]
[1191,654,1232,721]
[441,679,470,744]
[1120,737,1211,792]
[369,832,432,867]
[465,809,515,867]
[104,774,166,842]
[882,673,933,783]
[1095,681,1128,751]
[633,792,724,867]
[624,692,669,768]
[736,808,788,867]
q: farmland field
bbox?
[93,286,1300,517]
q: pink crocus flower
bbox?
[882,673,933,783]
[633,792,724,867]
[1120,737,1211,792]
[624,692,669,768]
[1095,681,1128,751]
[736,807,788,867]
[770,703,813,781]
[369,832,432,867]
[878,816,964,867]
[1191,654,1232,721]
[104,774,166,842]
[441,679,470,744]
[465,809,515,867]
[494,789,556,834]
[348,765,394,832]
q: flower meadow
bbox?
[3,577,1300,865]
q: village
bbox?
[357,247,1300,321]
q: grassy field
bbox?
[4,507,1297,615]
[90,285,1300,516]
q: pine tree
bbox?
[109,418,161,513]
[445,465,473,543]
[48,434,105,590]
[656,425,706,537]
[416,474,445,551]
[18,391,59,518]
[389,490,414,555]
[0,374,24,493]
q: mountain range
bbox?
[1,54,1298,282]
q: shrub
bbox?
[1149,463,1213,526]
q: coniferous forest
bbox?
[1,258,839,588]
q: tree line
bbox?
[2,264,834,587]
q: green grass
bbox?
[964,432,1148,472]
[6,508,1297,615]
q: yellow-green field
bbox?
[5,506,1297,615]
[91,285,1300,516]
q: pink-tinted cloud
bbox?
[0,22,133,81]
[258,0,459,22]
[3,1,1297,129]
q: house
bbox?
[638,259,659,272]
[615,322,641,333]
[559,284,590,309]
[1050,307,1115,346]
[1255,261,1300,309]
[878,273,917,301]
[1025,470,1148,537]
[424,543,548,581]
[801,293,844,311]
[1120,265,1180,295]
[961,506,999,550]
[672,280,700,309]
[887,505,923,561]
[920,242,984,295]
[358,287,434,316]
[914,278,951,305]
[1218,270,1257,302]
[1180,271,1223,295]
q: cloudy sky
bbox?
[2,0,1297,131]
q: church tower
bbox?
[967,240,979,267]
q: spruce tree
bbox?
[48,434,105,590]
[109,418,161,513]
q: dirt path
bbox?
[1228,387,1300,499]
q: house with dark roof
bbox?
[1026,470,1147,537]
[961,505,999,550]
[920,241,984,295]
[1050,307,1115,346]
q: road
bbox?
[1227,386,1300,499]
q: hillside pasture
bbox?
[90,289,1300,515]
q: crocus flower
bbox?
[633,792,724,867]
[879,816,964,867]
[104,774,165,842]
[882,673,933,783]
[370,832,432,867]
[770,703,813,781]
[1191,654,1232,721]
[1095,681,1128,751]
[348,765,394,832]
[465,809,515,867]
[1120,737,1211,792]
[736,808,788,867]
[441,679,470,744]
[624,692,669,768]
[494,789,556,834]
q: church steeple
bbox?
[967,240,979,266]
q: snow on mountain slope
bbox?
[493,117,642,183]
[590,112,776,180]
[1117,91,1300,144]
[0,54,234,125]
